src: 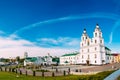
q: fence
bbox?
[104,69,120,80]
[0,67,70,77]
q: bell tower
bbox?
[93,24,104,45]
[80,28,90,47]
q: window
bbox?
[95,47,97,51]
[95,60,97,63]
[109,57,111,60]
[95,40,97,43]
[99,33,101,37]
[82,43,83,46]
[100,40,102,43]
[82,55,84,59]
[87,41,89,46]
[83,37,84,40]
[95,33,97,37]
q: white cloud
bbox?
[0,35,78,58]
[0,37,34,48]
[40,38,58,44]
[37,37,80,48]
[67,39,80,46]
[0,45,77,58]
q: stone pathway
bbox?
[79,63,120,73]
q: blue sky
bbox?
[0,0,119,57]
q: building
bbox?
[24,56,44,66]
[24,52,28,58]
[60,24,112,65]
[112,53,120,63]
[60,52,79,65]
[43,54,60,65]
[43,53,53,65]
[79,24,112,65]
[52,57,59,65]
[24,53,60,66]
[105,47,114,63]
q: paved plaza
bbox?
[41,63,120,73]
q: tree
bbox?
[16,56,20,63]
[19,58,25,63]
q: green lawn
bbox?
[0,70,114,80]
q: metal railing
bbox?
[104,69,120,80]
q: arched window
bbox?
[82,55,84,59]
[82,43,83,46]
[100,40,102,43]
[95,47,97,51]
[95,33,97,37]
[87,41,89,46]
[99,33,101,37]
[95,60,97,63]
[83,37,84,40]
[95,40,97,43]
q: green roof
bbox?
[52,58,59,63]
[62,52,79,57]
[105,47,111,51]
[106,54,112,56]
[25,57,37,62]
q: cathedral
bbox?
[60,24,113,65]
[78,24,112,65]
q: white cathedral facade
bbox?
[60,24,112,65]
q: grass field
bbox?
[0,70,114,80]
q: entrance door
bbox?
[86,60,90,65]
